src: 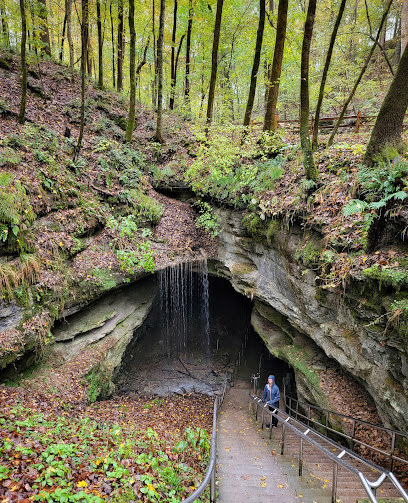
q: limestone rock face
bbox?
[212,208,408,432]
[51,277,157,373]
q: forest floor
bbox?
[0,52,407,500]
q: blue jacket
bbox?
[262,382,280,406]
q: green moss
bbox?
[362,264,408,291]
[275,345,320,388]
[92,268,117,292]
[85,362,114,403]
[231,262,257,276]
[266,220,280,244]
[295,236,323,268]
[242,212,265,240]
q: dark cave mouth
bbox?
[115,271,295,397]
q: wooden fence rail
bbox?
[250,110,378,135]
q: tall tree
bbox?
[364,42,408,165]
[125,0,136,142]
[154,0,165,143]
[206,0,224,127]
[126,39,149,142]
[263,0,288,132]
[110,1,116,88]
[243,0,265,127]
[74,0,89,160]
[312,0,346,148]
[59,13,67,61]
[0,0,10,48]
[66,0,74,81]
[402,0,408,54]
[96,0,104,88]
[328,0,393,146]
[184,0,193,103]
[299,0,318,181]
[38,0,51,56]
[19,0,28,124]
[117,0,124,91]
[169,0,178,109]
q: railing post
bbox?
[332,462,338,503]
[307,406,311,427]
[261,406,265,429]
[281,423,286,455]
[325,410,329,436]
[351,419,356,451]
[355,110,361,133]
[299,437,304,476]
[210,464,216,503]
[390,431,396,472]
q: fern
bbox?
[343,199,368,217]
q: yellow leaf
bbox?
[277,484,284,488]
[260,482,266,487]
[77,481,88,488]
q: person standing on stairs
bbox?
[262,375,280,427]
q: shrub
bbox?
[0,172,36,250]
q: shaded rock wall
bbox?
[211,208,408,432]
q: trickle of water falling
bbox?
[158,258,210,358]
[198,259,210,353]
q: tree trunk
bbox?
[65,0,74,81]
[126,39,149,142]
[38,0,51,56]
[184,0,193,103]
[328,0,393,146]
[75,0,89,160]
[59,13,66,61]
[206,0,224,127]
[171,34,185,109]
[117,0,124,91]
[110,1,116,88]
[364,43,408,164]
[97,0,104,88]
[152,0,157,107]
[402,0,408,54]
[243,0,265,127]
[394,9,401,66]
[312,0,347,148]
[0,0,10,48]
[263,0,288,132]
[169,0,178,110]
[125,0,136,142]
[19,0,28,124]
[299,0,318,181]
[154,0,165,143]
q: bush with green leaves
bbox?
[0,172,36,249]
[185,125,285,207]
[193,201,220,238]
[342,160,408,249]
[107,215,155,274]
[119,189,163,224]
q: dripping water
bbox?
[158,258,210,358]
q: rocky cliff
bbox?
[211,208,408,433]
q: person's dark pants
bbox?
[269,401,279,426]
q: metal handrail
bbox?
[285,395,408,471]
[250,394,408,503]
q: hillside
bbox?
[1,51,408,500]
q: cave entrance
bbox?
[115,266,295,397]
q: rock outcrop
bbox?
[211,208,408,432]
